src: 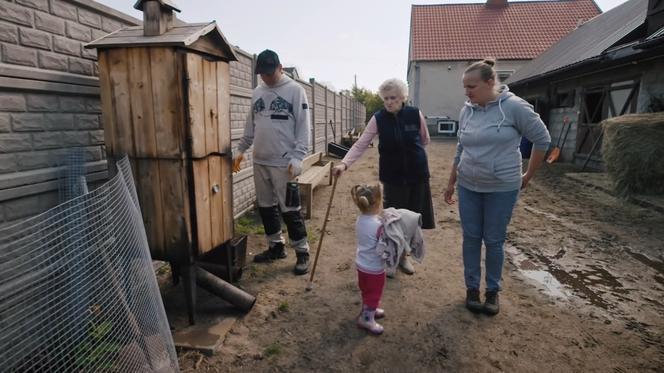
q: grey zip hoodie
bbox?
[455,85,551,192]
[237,75,310,167]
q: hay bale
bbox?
[601,112,664,197]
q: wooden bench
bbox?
[297,152,332,219]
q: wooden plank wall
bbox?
[98,47,199,261]
[185,53,233,255]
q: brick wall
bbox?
[229,49,366,218]
[0,0,139,227]
[0,0,366,226]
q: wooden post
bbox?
[142,1,174,36]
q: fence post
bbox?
[333,92,337,143]
[309,78,316,153]
[324,85,328,153]
[251,54,257,89]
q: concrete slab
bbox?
[156,266,247,356]
[565,172,664,213]
[172,316,237,356]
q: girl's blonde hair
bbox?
[350,184,382,214]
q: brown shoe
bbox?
[484,291,500,315]
[465,289,483,313]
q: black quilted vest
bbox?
[375,105,429,184]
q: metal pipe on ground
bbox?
[195,267,255,312]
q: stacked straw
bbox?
[601,112,664,197]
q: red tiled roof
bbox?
[409,0,601,61]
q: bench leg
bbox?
[300,184,313,219]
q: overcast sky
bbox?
[96,0,628,92]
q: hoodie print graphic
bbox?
[268,96,293,117]
[254,94,294,120]
[237,75,311,167]
[253,97,266,114]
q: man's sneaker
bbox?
[293,252,310,275]
[465,288,483,313]
[253,242,286,263]
[484,290,500,315]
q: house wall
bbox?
[407,59,529,131]
[1,0,366,227]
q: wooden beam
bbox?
[0,77,99,96]
[0,161,107,190]
[0,170,108,202]
[0,64,99,87]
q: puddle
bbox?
[506,245,568,299]
[507,244,629,309]
[520,270,568,298]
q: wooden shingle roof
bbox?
[85,21,238,62]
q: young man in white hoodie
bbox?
[232,50,311,275]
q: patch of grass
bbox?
[263,342,282,358]
[156,264,171,276]
[277,301,289,313]
[306,227,318,244]
[235,212,265,235]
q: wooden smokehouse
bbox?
[86,0,251,322]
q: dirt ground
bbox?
[178,139,664,372]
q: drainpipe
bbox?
[414,63,421,107]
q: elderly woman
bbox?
[333,78,434,276]
[444,59,550,315]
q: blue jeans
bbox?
[458,185,519,292]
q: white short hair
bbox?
[378,78,408,101]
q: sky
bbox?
[96,0,628,92]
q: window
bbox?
[496,70,514,83]
[437,119,457,135]
[555,89,575,108]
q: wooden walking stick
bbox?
[305,173,339,291]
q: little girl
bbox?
[351,183,386,335]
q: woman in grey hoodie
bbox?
[443,59,551,315]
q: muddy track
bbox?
[178,140,664,372]
[507,161,664,367]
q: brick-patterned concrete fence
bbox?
[0,0,366,227]
[229,49,366,217]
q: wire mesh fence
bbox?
[0,156,179,373]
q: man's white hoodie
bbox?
[237,74,311,167]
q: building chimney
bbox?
[647,0,664,35]
[134,0,181,37]
[486,0,508,8]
